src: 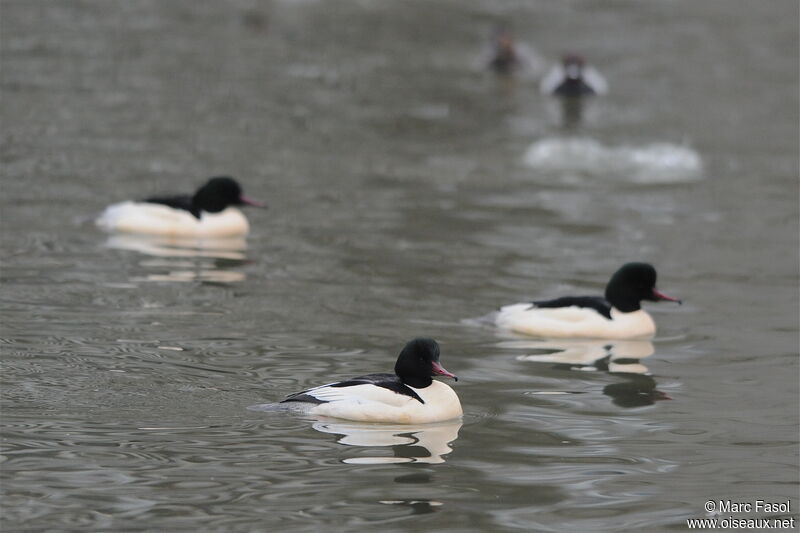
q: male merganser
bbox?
[96,176,264,237]
[495,263,680,339]
[540,53,608,96]
[281,338,462,424]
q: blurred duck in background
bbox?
[540,53,608,96]
[540,53,608,128]
[484,26,545,78]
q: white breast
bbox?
[495,303,656,339]
[306,381,463,424]
[96,201,250,237]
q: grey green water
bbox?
[1,1,798,531]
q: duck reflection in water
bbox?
[505,338,671,407]
[310,419,462,465]
[602,374,671,408]
[379,499,443,516]
[104,233,248,282]
[557,97,585,131]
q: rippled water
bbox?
[2,1,798,531]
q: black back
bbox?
[143,176,245,219]
[143,194,194,213]
[552,78,596,97]
[532,295,612,319]
[528,263,661,317]
[281,373,426,405]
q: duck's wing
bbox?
[539,64,566,94]
[282,373,424,405]
[582,66,608,94]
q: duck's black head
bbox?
[191,176,264,214]
[394,338,457,389]
[605,262,681,313]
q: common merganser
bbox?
[281,338,463,424]
[495,263,680,339]
[96,176,264,237]
[540,53,608,96]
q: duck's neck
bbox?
[605,287,642,313]
[401,375,432,389]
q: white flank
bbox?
[303,381,462,424]
[495,303,656,340]
[96,202,249,237]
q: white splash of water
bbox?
[522,137,703,184]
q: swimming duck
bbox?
[484,27,545,78]
[96,176,264,237]
[540,53,608,96]
[488,27,520,75]
[281,338,462,424]
[495,263,680,339]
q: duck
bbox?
[484,26,545,78]
[281,338,462,424]
[487,27,520,75]
[495,262,680,339]
[96,176,264,237]
[540,53,608,96]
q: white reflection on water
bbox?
[310,419,462,465]
[133,268,246,283]
[103,234,248,282]
[506,339,655,375]
[378,499,444,516]
[501,338,671,407]
[104,234,247,260]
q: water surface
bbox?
[2,1,798,531]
